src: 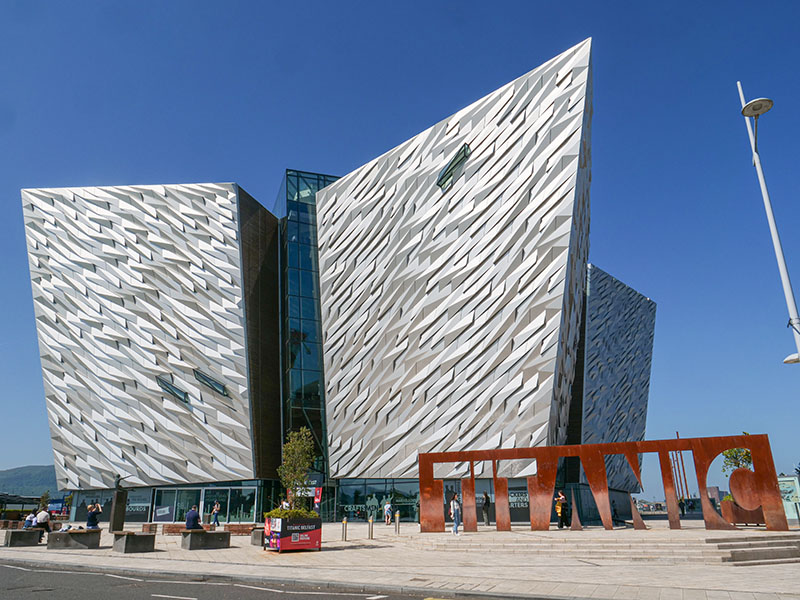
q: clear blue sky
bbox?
[1,1,798,497]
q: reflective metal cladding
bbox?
[317,39,595,480]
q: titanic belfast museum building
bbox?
[22,39,656,524]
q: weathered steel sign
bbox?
[418,434,787,532]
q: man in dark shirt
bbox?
[185,505,203,530]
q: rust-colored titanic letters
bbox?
[418,434,787,532]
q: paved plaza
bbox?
[2,520,800,600]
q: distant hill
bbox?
[0,465,58,496]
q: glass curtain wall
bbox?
[277,170,339,503]
[336,479,424,522]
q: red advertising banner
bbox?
[313,487,322,514]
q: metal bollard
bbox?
[394,511,400,534]
[368,516,374,539]
[341,517,347,541]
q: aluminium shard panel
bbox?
[581,264,656,492]
[22,183,256,490]
[316,39,593,479]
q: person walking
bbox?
[211,501,221,526]
[449,492,462,536]
[383,499,392,525]
[481,491,491,527]
[86,503,102,529]
[554,490,569,529]
[678,498,686,517]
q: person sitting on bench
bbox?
[185,505,203,530]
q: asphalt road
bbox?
[0,564,430,600]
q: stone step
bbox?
[723,545,800,562]
[730,556,800,567]
[408,542,717,550]
[716,539,800,550]
[408,545,726,557]
[705,533,800,544]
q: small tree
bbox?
[721,432,752,475]
[39,490,51,511]
[795,463,800,478]
[277,427,315,510]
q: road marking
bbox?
[105,573,143,581]
[234,584,286,593]
[0,564,32,571]
[151,595,197,600]
[146,580,227,586]
[233,583,381,597]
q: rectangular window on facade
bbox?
[288,296,301,319]
[298,222,316,245]
[300,319,319,343]
[298,204,316,225]
[300,297,318,321]
[287,200,300,221]
[302,343,321,371]
[437,143,471,190]
[193,369,228,396]
[287,221,299,243]
[299,270,317,298]
[289,369,303,398]
[287,243,299,268]
[156,376,189,403]
[302,371,321,400]
[298,243,318,271]
[287,270,300,296]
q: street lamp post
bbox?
[737,82,800,364]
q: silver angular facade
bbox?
[317,40,593,479]
[580,265,656,492]
[22,183,279,491]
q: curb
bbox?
[0,556,589,600]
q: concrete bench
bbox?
[180,529,230,550]
[251,528,265,546]
[47,529,102,549]
[162,523,215,535]
[113,531,156,553]
[3,528,44,547]
[223,523,258,535]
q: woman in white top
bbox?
[23,511,36,529]
[449,493,461,536]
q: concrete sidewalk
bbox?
[2,521,799,600]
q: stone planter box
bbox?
[47,529,101,549]
[113,532,156,553]
[3,529,43,547]
[180,530,230,550]
[265,518,322,553]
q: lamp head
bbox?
[742,97,774,118]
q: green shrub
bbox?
[264,507,318,520]
[722,494,733,502]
